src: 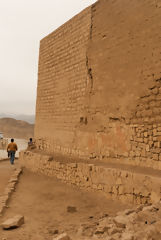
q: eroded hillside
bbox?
[0,118,34,139]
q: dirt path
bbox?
[0,160,14,193]
[0,169,132,240]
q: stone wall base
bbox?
[19,151,161,204]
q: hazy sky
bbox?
[0,0,96,115]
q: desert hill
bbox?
[0,118,34,139]
[0,113,35,124]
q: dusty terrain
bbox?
[0,162,131,240]
[0,161,13,193]
[0,161,161,239]
[0,118,34,139]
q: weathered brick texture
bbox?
[35,7,92,149]
[88,0,161,117]
[34,0,161,169]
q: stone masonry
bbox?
[34,0,161,170]
[20,151,161,204]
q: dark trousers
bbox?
[9,151,15,164]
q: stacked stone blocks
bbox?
[20,151,161,204]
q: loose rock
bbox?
[2,215,24,230]
[53,233,71,240]
[67,206,77,213]
[113,216,127,228]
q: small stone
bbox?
[108,227,122,235]
[77,223,95,237]
[117,209,135,216]
[67,206,77,213]
[101,213,109,218]
[95,226,108,235]
[2,215,24,229]
[152,87,159,95]
[53,233,71,240]
[123,209,135,215]
[142,205,159,212]
[113,216,127,228]
[53,230,59,234]
[49,229,59,235]
[136,205,144,213]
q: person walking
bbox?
[7,139,18,165]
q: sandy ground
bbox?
[0,166,132,240]
[0,161,13,194]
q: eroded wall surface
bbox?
[35,0,161,168]
[35,7,92,150]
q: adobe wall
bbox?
[35,0,161,169]
[35,6,92,155]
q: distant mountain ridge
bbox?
[0,113,35,124]
[0,117,34,139]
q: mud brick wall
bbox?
[128,81,161,169]
[35,0,161,169]
[35,7,92,150]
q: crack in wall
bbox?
[85,5,95,94]
[86,55,93,94]
[89,5,94,40]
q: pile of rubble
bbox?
[53,202,161,240]
[1,202,161,240]
[77,202,161,240]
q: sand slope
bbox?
[0,118,34,139]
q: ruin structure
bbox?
[34,0,161,169]
[20,0,161,204]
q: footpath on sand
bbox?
[0,161,15,194]
[0,160,22,216]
